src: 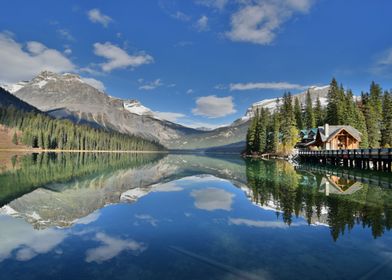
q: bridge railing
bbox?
[298,148,392,159]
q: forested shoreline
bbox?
[246,79,392,155]
[0,105,165,151]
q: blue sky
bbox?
[1,0,392,128]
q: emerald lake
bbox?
[1,152,392,280]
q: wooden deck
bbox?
[298,148,392,171]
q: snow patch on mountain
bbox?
[123,100,154,117]
[241,85,330,121]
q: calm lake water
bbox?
[1,152,392,280]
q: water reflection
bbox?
[246,159,392,240]
[0,153,392,279]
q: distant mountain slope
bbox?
[0,87,39,112]
[10,71,203,148]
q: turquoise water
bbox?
[0,153,392,279]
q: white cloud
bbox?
[0,32,75,83]
[229,217,306,228]
[57,29,75,41]
[0,215,66,262]
[138,78,163,90]
[134,214,158,226]
[172,11,191,21]
[85,232,146,263]
[154,111,186,122]
[192,95,236,118]
[152,181,184,192]
[186,89,194,94]
[195,15,209,31]
[177,120,229,130]
[87,8,113,27]
[93,42,153,72]
[81,77,106,91]
[196,0,229,10]
[214,84,227,90]
[74,211,101,225]
[191,188,234,211]
[226,0,315,45]
[229,81,307,91]
[64,48,72,55]
[372,48,392,74]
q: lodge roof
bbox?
[318,125,362,143]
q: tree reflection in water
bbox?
[245,159,392,240]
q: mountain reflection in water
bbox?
[0,152,392,280]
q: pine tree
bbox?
[246,110,258,154]
[280,92,299,154]
[294,97,303,130]
[304,90,315,129]
[381,91,392,147]
[326,78,345,125]
[314,97,324,126]
[362,92,381,148]
[344,89,357,126]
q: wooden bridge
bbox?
[298,148,392,172]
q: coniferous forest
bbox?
[0,105,165,151]
[246,79,392,155]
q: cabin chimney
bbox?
[324,123,329,137]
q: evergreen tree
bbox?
[344,89,357,126]
[294,97,304,130]
[280,92,299,154]
[304,90,315,129]
[326,78,345,124]
[314,97,324,127]
[381,91,392,147]
[362,92,381,148]
[246,109,259,154]
[354,104,369,148]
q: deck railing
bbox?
[298,148,392,159]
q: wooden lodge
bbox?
[299,124,361,150]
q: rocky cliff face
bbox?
[11,71,202,147]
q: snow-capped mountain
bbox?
[1,81,29,94]
[241,85,330,121]
[123,100,154,117]
[9,71,204,147]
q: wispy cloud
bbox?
[371,48,392,74]
[87,9,113,27]
[195,15,209,32]
[57,29,75,41]
[226,0,315,45]
[229,218,306,228]
[195,0,228,10]
[171,11,191,21]
[154,111,186,122]
[138,78,163,90]
[192,95,236,118]
[81,77,106,91]
[0,32,75,83]
[85,232,146,263]
[93,42,153,72]
[229,81,307,91]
